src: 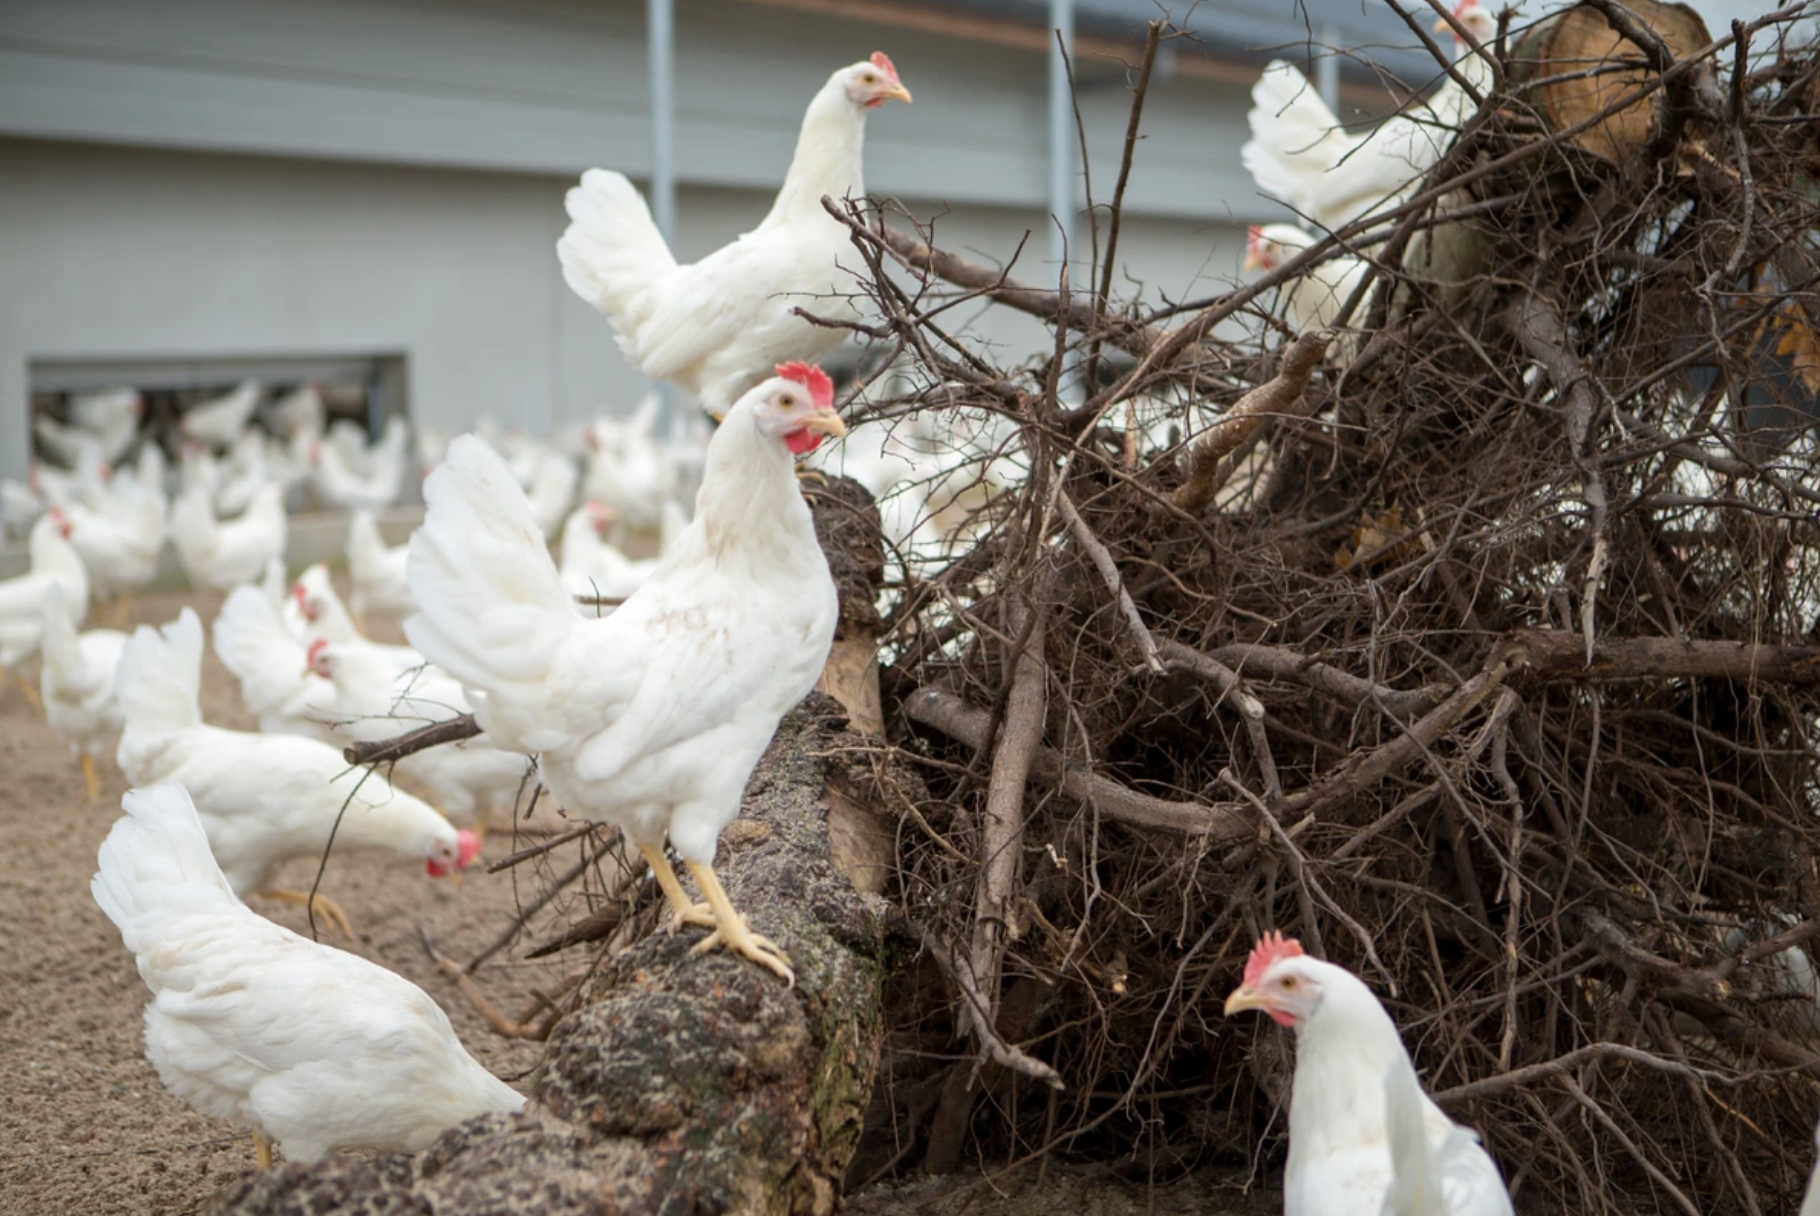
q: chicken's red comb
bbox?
[870,51,900,83]
[306,638,328,668]
[1246,224,1264,248]
[1453,0,1480,15]
[1244,932,1304,986]
[776,362,834,410]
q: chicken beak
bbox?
[1222,984,1269,1016]
[1242,250,1265,273]
[881,84,913,105]
[802,411,848,439]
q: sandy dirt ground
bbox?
[0,588,588,1215]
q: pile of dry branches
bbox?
[815,5,1820,1212]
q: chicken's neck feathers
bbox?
[1287,964,1422,1162]
[684,411,822,577]
[760,79,866,230]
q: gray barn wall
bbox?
[0,0,1262,475]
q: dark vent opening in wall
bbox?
[27,352,409,469]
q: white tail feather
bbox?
[404,436,576,700]
[556,169,676,334]
[1241,61,1347,215]
[117,609,204,734]
[212,585,307,721]
[91,782,240,956]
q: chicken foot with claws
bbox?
[685,859,794,986]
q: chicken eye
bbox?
[862,73,877,83]
[779,395,795,408]
[1280,977,1297,990]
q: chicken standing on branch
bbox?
[41,584,126,801]
[92,782,522,1169]
[1241,0,1498,233]
[406,364,847,983]
[558,54,910,413]
[1224,933,1514,1216]
[116,609,480,937]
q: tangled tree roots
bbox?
[825,6,1820,1213]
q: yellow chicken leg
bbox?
[9,671,43,712]
[253,1130,274,1170]
[80,753,100,802]
[683,859,794,986]
[262,888,354,939]
[113,593,134,628]
[636,842,714,931]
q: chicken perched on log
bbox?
[92,782,522,1168]
[558,54,910,412]
[406,364,846,982]
[1241,0,1498,233]
[1224,933,1513,1215]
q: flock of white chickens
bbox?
[8,19,1807,1215]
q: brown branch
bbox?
[903,685,1254,840]
[1168,330,1330,514]
[876,224,1165,359]
[966,586,1049,1040]
[1202,641,1450,719]
[1433,1042,1737,1105]
[1511,631,1820,685]
[1061,491,1162,673]
[342,712,480,767]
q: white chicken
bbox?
[61,473,167,617]
[306,640,530,831]
[309,414,410,512]
[170,481,287,591]
[1241,0,1498,234]
[406,364,847,982]
[116,608,480,937]
[267,381,326,440]
[35,387,143,468]
[1244,223,1369,355]
[1223,933,1514,1216]
[39,583,126,801]
[525,450,581,542]
[558,54,911,412]
[213,584,341,743]
[0,511,90,704]
[179,379,262,450]
[347,509,413,623]
[558,498,687,603]
[290,564,419,669]
[580,396,679,537]
[92,782,522,1167]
